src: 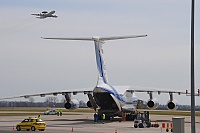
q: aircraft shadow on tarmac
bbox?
[46,118,113,127]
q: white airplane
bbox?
[0,35,194,120]
[31,11,58,19]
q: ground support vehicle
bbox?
[133,111,151,128]
[44,109,57,115]
[16,117,46,131]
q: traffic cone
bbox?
[71,127,73,132]
[161,123,165,128]
[12,125,15,130]
[115,129,118,133]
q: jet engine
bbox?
[166,100,178,110]
[86,101,93,108]
[147,98,159,109]
[64,99,79,110]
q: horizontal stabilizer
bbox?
[41,37,95,41]
[101,35,147,41]
[41,35,147,41]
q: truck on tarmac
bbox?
[133,111,151,128]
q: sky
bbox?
[0,0,199,106]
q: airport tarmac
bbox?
[0,112,199,133]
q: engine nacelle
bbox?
[147,98,159,109]
[86,101,93,108]
[166,100,178,110]
[64,99,79,110]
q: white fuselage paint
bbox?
[92,38,137,115]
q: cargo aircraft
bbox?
[31,11,58,19]
[1,35,197,120]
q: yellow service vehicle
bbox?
[16,117,46,131]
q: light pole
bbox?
[191,0,195,133]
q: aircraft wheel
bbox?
[105,115,110,120]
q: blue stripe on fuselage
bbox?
[94,41,107,84]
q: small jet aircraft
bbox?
[31,11,58,19]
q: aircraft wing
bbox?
[0,88,93,100]
[31,14,40,16]
[127,86,190,95]
[47,11,56,15]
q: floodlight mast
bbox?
[191,0,195,133]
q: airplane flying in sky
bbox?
[31,11,58,19]
[1,35,196,120]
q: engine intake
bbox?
[64,99,79,110]
[87,101,93,108]
[147,98,159,109]
[64,102,71,109]
[166,100,178,110]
